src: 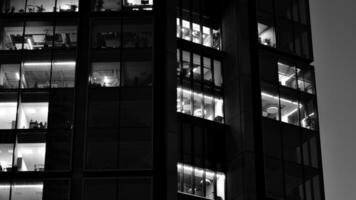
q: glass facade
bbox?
[93,0,153,12]
[176,48,224,123]
[1,0,79,13]
[256,0,312,59]
[177,18,221,50]
[177,163,225,200]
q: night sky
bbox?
[309,0,356,199]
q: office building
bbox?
[0,0,325,200]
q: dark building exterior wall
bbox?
[0,0,324,200]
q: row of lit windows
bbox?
[1,0,153,14]
[176,18,221,50]
[177,49,223,89]
[0,20,77,51]
[0,61,75,89]
[177,87,224,123]
[177,163,225,200]
[0,18,153,51]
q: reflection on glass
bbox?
[0,144,14,172]
[12,183,43,199]
[93,20,121,49]
[26,0,55,13]
[0,93,17,129]
[177,163,225,200]
[278,62,298,89]
[177,87,224,123]
[0,21,24,50]
[300,97,317,130]
[258,22,276,47]
[51,61,76,88]
[280,93,300,126]
[123,19,152,48]
[21,61,51,88]
[182,50,190,78]
[94,0,122,12]
[124,0,153,10]
[24,21,54,50]
[298,68,315,94]
[56,0,79,12]
[122,62,152,87]
[192,54,201,81]
[15,142,46,171]
[177,18,221,50]
[214,60,222,87]
[54,23,77,49]
[203,57,212,83]
[1,0,26,13]
[261,91,280,120]
[0,64,20,88]
[91,62,120,87]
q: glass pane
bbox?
[299,95,318,130]
[124,0,153,10]
[298,67,315,94]
[258,22,276,47]
[54,21,77,49]
[51,55,76,88]
[181,88,192,115]
[94,0,121,12]
[0,144,14,172]
[123,18,152,48]
[280,89,299,126]
[26,0,55,13]
[204,96,214,120]
[91,62,120,87]
[15,133,46,171]
[182,50,190,79]
[213,60,222,87]
[181,20,191,41]
[278,61,297,89]
[21,59,51,89]
[12,182,43,199]
[183,164,193,194]
[203,57,212,83]
[212,29,221,50]
[57,0,79,12]
[205,170,215,199]
[202,26,212,47]
[93,19,121,49]
[214,98,224,123]
[194,167,204,196]
[0,64,20,89]
[192,54,201,81]
[122,61,152,87]
[192,23,201,44]
[0,184,10,199]
[2,0,26,13]
[177,88,183,112]
[0,92,17,129]
[261,84,280,120]
[176,18,181,38]
[17,93,48,129]
[193,92,203,117]
[24,21,54,50]
[0,21,24,50]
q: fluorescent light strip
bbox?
[261,92,299,106]
[177,163,225,179]
[177,87,223,102]
[0,184,43,189]
[23,61,76,67]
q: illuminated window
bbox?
[124,0,153,10]
[0,144,14,172]
[261,84,318,130]
[258,22,276,47]
[177,87,224,123]
[0,64,20,89]
[1,0,78,13]
[15,138,46,171]
[177,18,221,50]
[177,163,225,200]
[90,62,120,87]
[0,92,17,129]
